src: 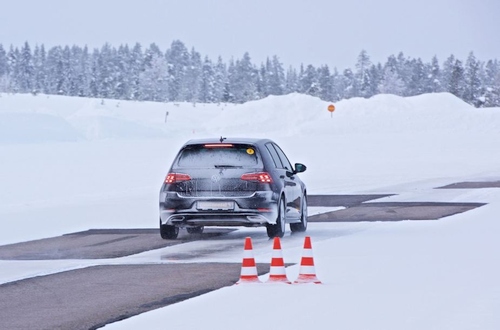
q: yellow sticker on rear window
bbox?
[247,148,255,155]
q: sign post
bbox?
[327,104,335,118]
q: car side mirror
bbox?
[294,163,306,174]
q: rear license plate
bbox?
[197,201,234,210]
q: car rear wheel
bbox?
[160,222,179,239]
[266,199,285,238]
[290,196,307,232]
[186,226,204,234]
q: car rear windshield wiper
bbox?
[214,165,243,168]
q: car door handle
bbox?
[280,175,285,179]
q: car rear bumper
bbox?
[159,191,278,227]
[160,211,275,227]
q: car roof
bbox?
[183,137,274,146]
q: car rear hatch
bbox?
[168,143,269,197]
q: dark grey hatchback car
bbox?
[159,137,307,239]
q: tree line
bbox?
[0,40,499,107]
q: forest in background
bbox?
[0,40,499,107]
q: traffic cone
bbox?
[266,237,291,284]
[236,237,261,284]
[294,236,322,284]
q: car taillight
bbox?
[165,173,191,184]
[241,172,273,183]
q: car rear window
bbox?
[176,144,261,168]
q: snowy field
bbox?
[1,92,499,329]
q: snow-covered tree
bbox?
[483,60,500,107]
[267,55,285,96]
[166,40,190,101]
[285,65,299,94]
[32,45,47,94]
[378,65,405,95]
[355,50,372,97]
[318,65,333,101]
[449,59,465,99]
[299,64,319,96]
[129,43,143,100]
[441,54,455,94]
[200,56,216,103]
[114,45,131,100]
[463,52,483,107]
[342,68,357,99]
[213,56,226,102]
[184,47,202,102]
[407,58,426,96]
[230,52,258,103]
[18,42,34,93]
[139,52,168,102]
[0,44,10,92]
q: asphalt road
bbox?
[0,193,486,329]
[0,263,270,330]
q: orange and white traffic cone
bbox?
[236,237,261,284]
[266,237,291,284]
[294,236,322,284]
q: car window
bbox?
[177,144,260,168]
[265,143,283,168]
[272,143,293,171]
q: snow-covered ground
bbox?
[0,92,499,329]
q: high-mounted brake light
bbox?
[165,173,191,184]
[204,143,234,148]
[241,172,273,183]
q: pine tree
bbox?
[230,52,257,103]
[284,65,299,94]
[224,59,235,102]
[342,68,357,99]
[330,68,344,101]
[166,40,190,102]
[7,46,21,92]
[355,50,372,97]
[429,55,442,92]
[200,56,216,103]
[317,65,332,101]
[449,59,465,99]
[61,45,77,96]
[464,52,483,107]
[395,52,411,96]
[213,56,226,102]
[299,64,319,96]
[441,54,455,94]
[45,46,65,94]
[184,47,202,102]
[32,45,47,94]
[0,44,10,92]
[96,43,115,98]
[139,52,168,102]
[367,63,382,97]
[256,61,268,98]
[483,60,500,107]
[378,65,405,95]
[407,58,425,96]
[114,44,131,100]
[129,43,143,100]
[267,55,285,96]
[18,42,34,93]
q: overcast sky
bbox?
[0,0,498,70]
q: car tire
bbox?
[186,226,204,234]
[160,222,179,239]
[266,198,285,238]
[290,195,307,232]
